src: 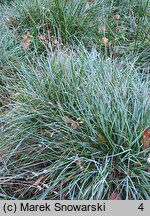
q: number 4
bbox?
[138,203,144,211]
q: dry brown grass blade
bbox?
[33,175,45,186]
[142,128,150,149]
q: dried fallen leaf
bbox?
[142,128,150,149]
[21,34,28,40]
[38,34,47,42]
[33,175,45,186]
[63,116,82,129]
[134,163,141,167]
[21,38,30,50]
[21,32,31,50]
[71,121,79,130]
[109,191,121,200]
[97,133,105,143]
[101,37,110,45]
